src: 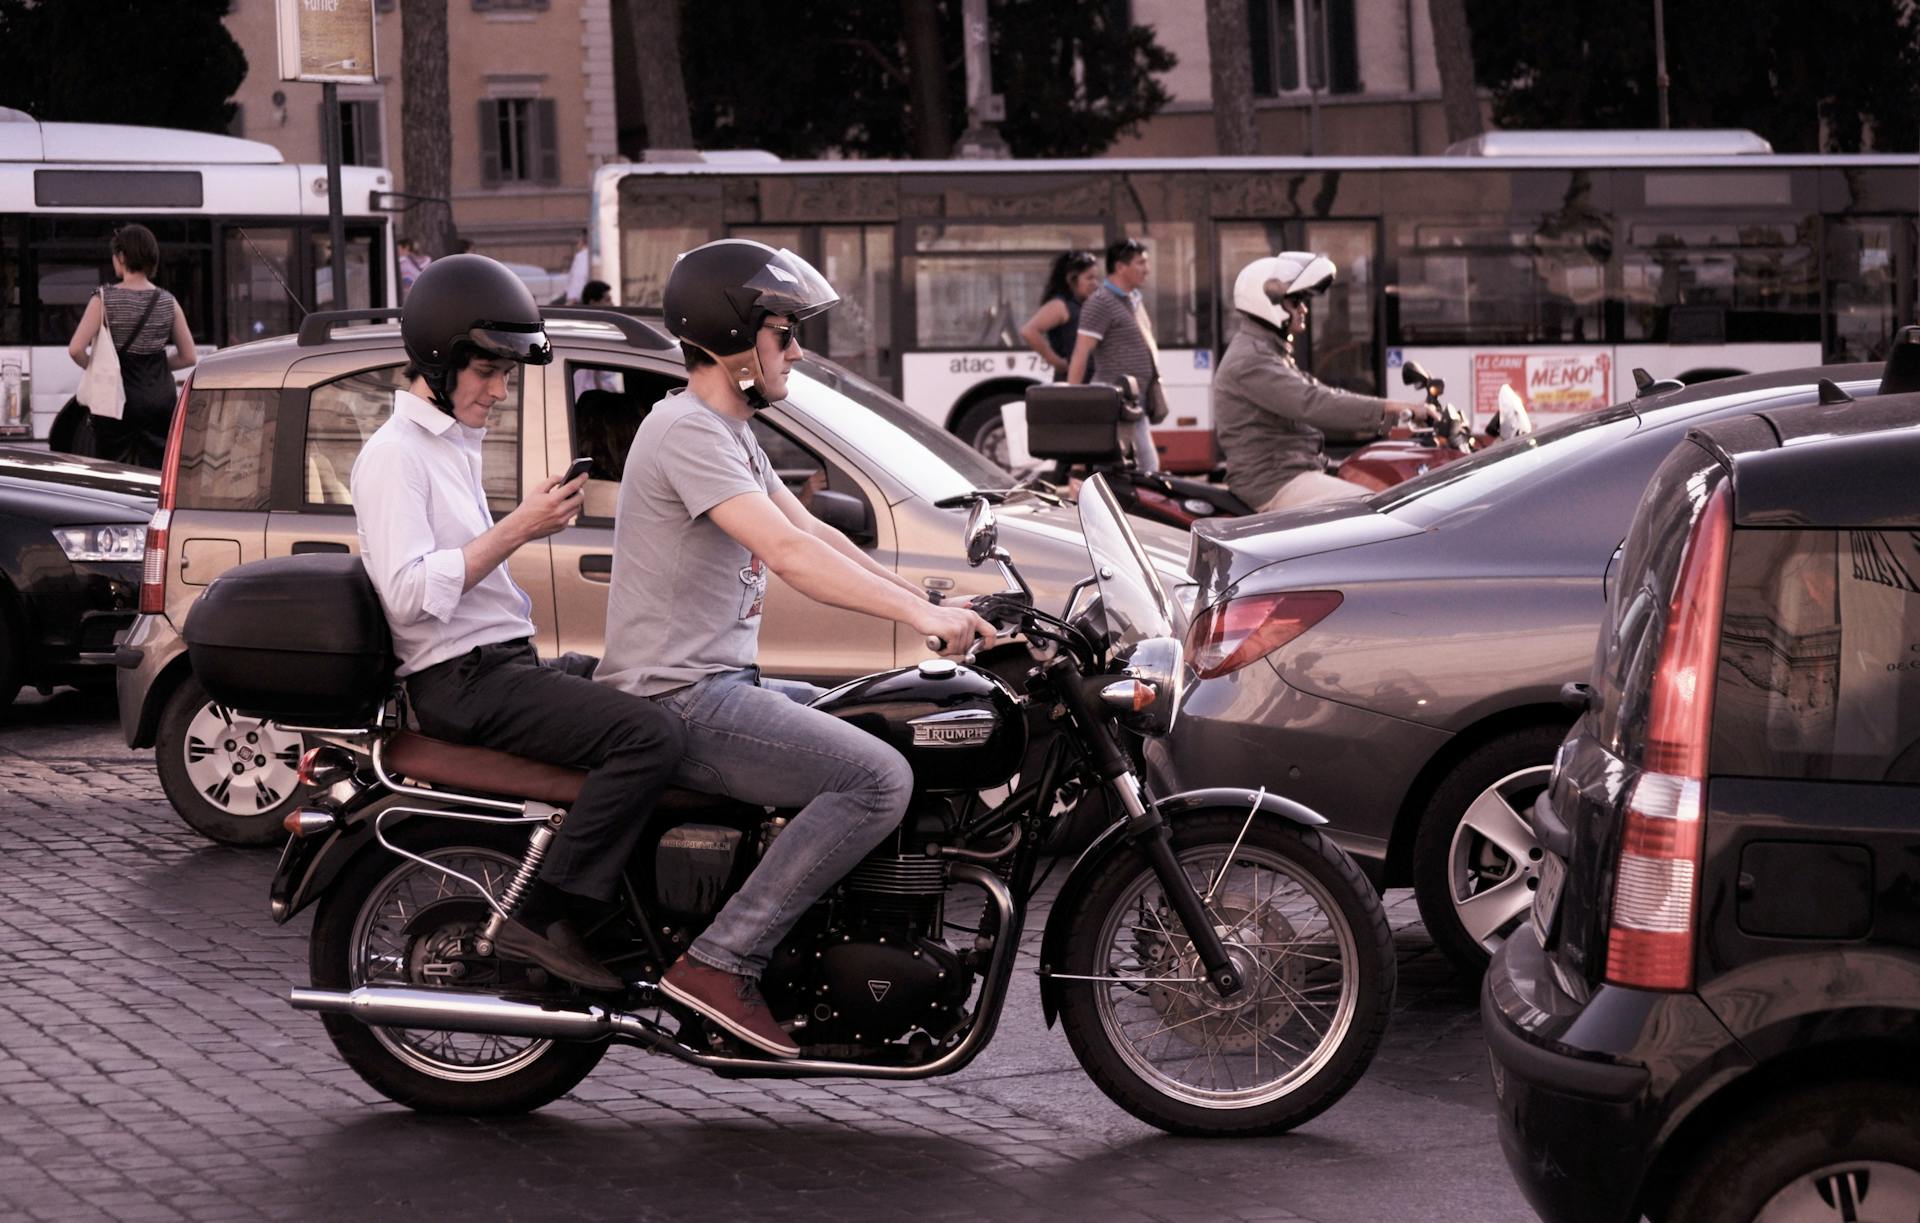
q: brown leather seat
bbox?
[384,731,732,813]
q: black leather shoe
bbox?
[494,917,622,991]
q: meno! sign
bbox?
[1474,351,1613,420]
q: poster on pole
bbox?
[276,0,379,84]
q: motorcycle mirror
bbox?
[1400,360,1431,389]
[964,498,999,567]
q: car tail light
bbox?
[138,377,191,615]
[1184,590,1342,679]
[1605,481,1731,991]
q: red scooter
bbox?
[1024,362,1502,530]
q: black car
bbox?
[1481,350,1920,1223]
[0,447,155,704]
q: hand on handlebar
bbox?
[917,603,998,658]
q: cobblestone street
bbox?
[0,697,1532,1222]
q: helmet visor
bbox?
[467,324,553,366]
[746,248,840,322]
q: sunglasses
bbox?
[766,322,802,351]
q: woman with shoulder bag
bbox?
[66,223,197,468]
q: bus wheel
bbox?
[956,395,1020,468]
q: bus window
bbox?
[1827,219,1904,363]
[0,219,20,344]
[822,225,895,390]
[225,227,298,346]
[1620,221,1818,344]
[622,222,710,310]
[1134,220,1200,347]
[311,229,375,312]
[907,221,1104,348]
[1390,221,1604,346]
[1217,219,1380,394]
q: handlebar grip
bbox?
[925,635,946,652]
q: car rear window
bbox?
[1591,439,1724,756]
[174,387,276,511]
[1712,528,1920,782]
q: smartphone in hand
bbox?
[561,455,594,485]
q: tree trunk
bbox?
[903,0,953,159]
[1204,0,1259,155]
[1428,0,1484,146]
[628,0,694,148]
[400,0,455,258]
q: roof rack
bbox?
[295,306,675,351]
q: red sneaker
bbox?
[658,956,799,1058]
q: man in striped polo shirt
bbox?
[1066,238,1163,472]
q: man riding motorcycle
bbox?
[1213,252,1436,513]
[595,238,994,1058]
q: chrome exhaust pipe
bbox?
[289,985,638,1041]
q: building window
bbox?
[480,97,558,186]
[473,0,548,10]
[1248,0,1359,97]
[324,98,383,167]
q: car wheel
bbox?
[1412,725,1565,976]
[155,674,309,846]
[1655,1081,1920,1223]
[956,395,1020,468]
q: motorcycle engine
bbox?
[760,848,971,1047]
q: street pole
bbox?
[955,0,1009,159]
[1653,0,1670,129]
[322,81,350,310]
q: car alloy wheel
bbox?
[1445,763,1553,955]
[155,674,309,846]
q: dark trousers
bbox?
[405,640,685,902]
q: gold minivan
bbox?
[116,309,1189,844]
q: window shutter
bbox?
[1328,0,1360,94]
[479,100,502,186]
[536,99,559,185]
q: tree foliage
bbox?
[672,0,1172,159]
[1465,0,1920,151]
[0,0,245,134]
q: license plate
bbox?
[1530,851,1566,945]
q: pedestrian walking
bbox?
[1066,238,1163,472]
[63,223,196,468]
[1018,249,1099,380]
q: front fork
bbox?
[1110,771,1242,996]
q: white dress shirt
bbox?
[350,389,536,675]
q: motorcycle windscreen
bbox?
[1077,473,1181,650]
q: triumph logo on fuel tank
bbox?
[908,710,996,748]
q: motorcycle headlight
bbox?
[1117,635,1185,738]
[52,524,147,563]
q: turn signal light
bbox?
[1184,590,1343,679]
[1098,679,1158,712]
[282,808,338,838]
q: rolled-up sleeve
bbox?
[351,442,468,626]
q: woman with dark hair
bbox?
[65,223,197,467]
[1018,249,1099,380]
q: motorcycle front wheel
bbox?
[309,820,608,1115]
[1056,812,1395,1137]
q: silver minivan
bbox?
[117,309,1187,844]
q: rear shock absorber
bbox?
[478,812,563,950]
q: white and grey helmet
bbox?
[1233,251,1337,333]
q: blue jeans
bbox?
[657,669,913,978]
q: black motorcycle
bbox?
[193,475,1394,1137]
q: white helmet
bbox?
[1233,251,1336,332]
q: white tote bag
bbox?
[77,290,126,420]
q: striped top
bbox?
[1077,284,1157,389]
[101,286,177,355]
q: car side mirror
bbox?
[964,498,998,567]
[810,488,874,546]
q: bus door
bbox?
[1825,216,1913,364]
[728,224,898,397]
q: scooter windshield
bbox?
[1077,473,1177,651]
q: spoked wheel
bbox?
[309,822,607,1114]
[1057,812,1394,1136]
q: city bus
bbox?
[591,136,1918,472]
[0,109,396,441]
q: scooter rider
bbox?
[596,239,995,1058]
[351,254,685,993]
[1213,252,1436,513]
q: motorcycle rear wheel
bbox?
[1056,812,1394,1136]
[309,821,608,1115]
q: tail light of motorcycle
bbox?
[1184,590,1343,680]
[138,376,191,615]
[1604,481,1730,993]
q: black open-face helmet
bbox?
[401,254,552,410]
[663,239,839,361]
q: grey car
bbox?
[1155,363,1892,976]
[116,309,1188,846]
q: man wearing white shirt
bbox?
[351,254,683,992]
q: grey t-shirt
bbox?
[596,389,780,697]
